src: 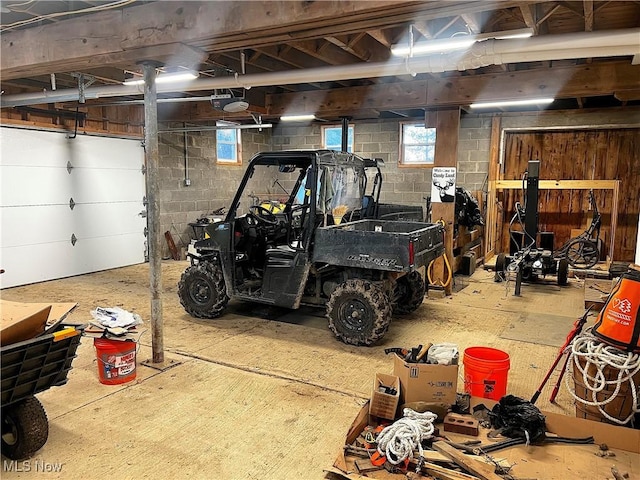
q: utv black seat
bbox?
[265,245,297,267]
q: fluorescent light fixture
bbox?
[469,98,555,109]
[391,28,534,57]
[391,37,475,56]
[492,28,534,40]
[280,114,316,122]
[123,71,198,86]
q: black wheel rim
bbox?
[189,277,212,305]
[339,298,372,333]
[567,240,598,268]
[2,416,18,447]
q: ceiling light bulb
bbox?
[122,71,198,86]
[470,98,555,108]
[280,114,316,122]
[391,37,476,56]
[156,71,198,84]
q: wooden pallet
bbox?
[584,278,613,310]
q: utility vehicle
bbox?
[178,150,444,345]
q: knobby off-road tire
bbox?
[326,279,392,346]
[178,262,229,318]
[557,258,569,286]
[394,271,426,315]
[1,396,48,460]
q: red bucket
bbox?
[463,347,510,400]
[94,338,137,385]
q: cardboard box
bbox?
[392,354,458,405]
[332,398,640,480]
[369,373,400,420]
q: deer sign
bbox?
[433,180,455,202]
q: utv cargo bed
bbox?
[312,219,444,272]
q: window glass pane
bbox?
[325,128,341,146]
[217,128,236,143]
[403,125,426,144]
[217,143,235,161]
[323,126,354,152]
[403,145,426,164]
[401,124,436,164]
[425,128,436,144]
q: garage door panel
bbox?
[1,126,146,288]
[0,130,143,171]
[0,130,70,168]
[0,233,146,289]
[1,203,145,247]
[1,165,144,206]
[71,136,144,170]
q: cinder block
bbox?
[443,413,479,436]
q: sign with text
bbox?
[431,167,456,203]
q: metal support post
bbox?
[142,61,164,364]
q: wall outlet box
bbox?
[184,179,191,186]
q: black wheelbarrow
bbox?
[1,324,83,460]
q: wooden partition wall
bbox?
[486,126,639,262]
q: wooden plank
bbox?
[432,441,503,480]
[484,117,501,260]
[2,1,529,79]
[494,179,619,190]
[426,63,640,106]
[420,460,480,480]
[266,63,640,115]
[430,108,460,296]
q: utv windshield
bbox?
[316,152,366,224]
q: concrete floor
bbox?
[1,262,598,479]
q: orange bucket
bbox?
[94,338,137,385]
[463,347,510,400]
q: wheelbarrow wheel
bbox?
[1,396,49,460]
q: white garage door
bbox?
[0,127,147,288]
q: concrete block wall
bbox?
[271,119,431,211]
[457,116,492,193]
[157,125,269,257]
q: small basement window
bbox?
[322,124,354,152]
[400,122,436,166]
[216,121,241,164]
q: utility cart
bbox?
[179,150,444,346]
[1,324,83,460]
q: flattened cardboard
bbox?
[334,399,640,480]
[392,353,458,405]
[0,300,77,346]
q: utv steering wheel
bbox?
[249,205,279,226]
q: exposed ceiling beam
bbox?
[411,20,433,40]
[558,1,586,17]
[1,42,208,81]
[519,3,538,34]
[366,29,394,48]
[536,3,562,28]
[461,13,482,33]
[1,0,534,80]
[584,0,594,31]
[265,62,640,115]
[614,89,640,102]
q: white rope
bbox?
[376,408,437,465]
[565,330,640,425]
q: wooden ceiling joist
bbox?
[266,62,640,115]
[1,0,530,80]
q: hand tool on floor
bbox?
[530,307,591,405]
